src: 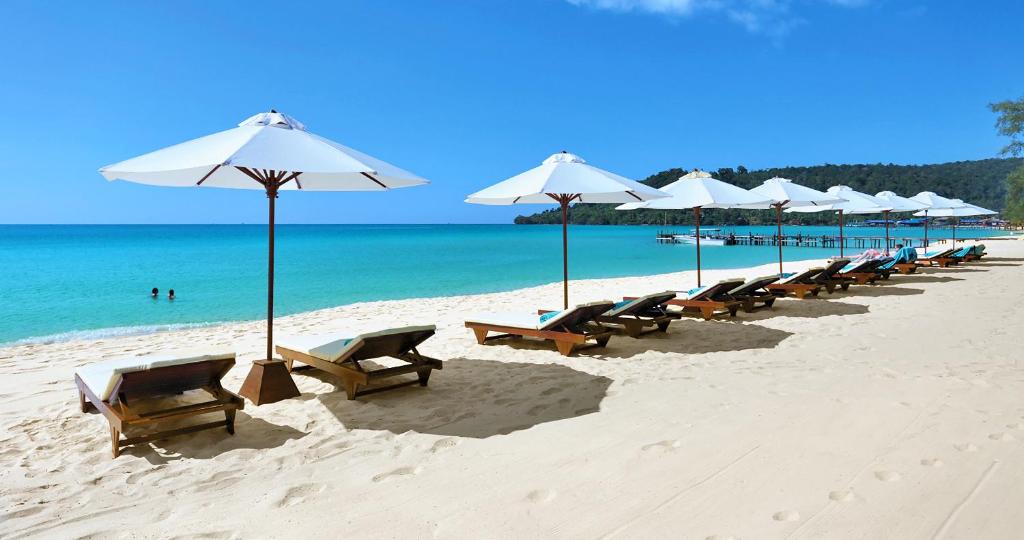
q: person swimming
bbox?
[151,287,159,298]
[168,289,175,300]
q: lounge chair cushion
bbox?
[605,292,675,317]
[728,276,778,295]
[76,349,235,401]
[681,278,743,300]
[466,301,612,331]
[276,325,437,363]
[778,267,822,284]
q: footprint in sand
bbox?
[989,432,1015,442]
[955,443,979,452]
[430,437,459,453]
[828,489,856,502]
[772,510,800,522]
[920,458,944,468]
[526,489,557,503]
[275,483,326,508]
[372,466,421,483]
[642,440,681,452]
[874,471,902,482]
[1007,422,1024,430]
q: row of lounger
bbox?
[76,243,987,457]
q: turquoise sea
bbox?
[0,224,1011,344]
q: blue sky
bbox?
[1,0,1021,224]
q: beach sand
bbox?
[3,239,1024,539]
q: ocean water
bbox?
[0,224,1010,344]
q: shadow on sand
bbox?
[898,275,964,284]
[743,298,869,320]
[600,319,793,357]
[113,412,306,464]
[841,285,925,298]
[315,358,612,438]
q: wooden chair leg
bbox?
[794,289,807,299]
[656,320,671,332]
[728,306,738,317]
[79,389,88,413]
[471,328,488,344]
[417,368,432,387]
[342,378,360,400]
[555,340,575,356]
[110,425,121,459]
[700,307,714,320]
[624,321,642,338]
[595,335,611,347]
[225,409,236,435]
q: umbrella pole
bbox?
[238,172,300,406]
[884,210,891,255]
[694,207,702,287]
[267,186,276,361]
[953,217,957,245]
[924,210,929,248]
[839,210,844,258]
[561,196,570,310]
[776,204,784,275]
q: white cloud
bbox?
[567,0,868,37]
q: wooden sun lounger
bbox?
[75,353,243,458]
[916,249,957,268]
[596,292,681,338]
[276,326,442,400]
[727,276,780,312]
[466,301,615,356]
[660,279,745,320]
[767,268,824,299]
[813,259,855,293]
[893,262,917,274]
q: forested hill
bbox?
[513,158,1022,226]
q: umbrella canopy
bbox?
[100,110,429,404]
[912,199,997,245]
[872,191,929,254]
[914,200,997,217]
[465,151,665,204]
[466,151,667,308]
[749,177,842,274]
[101,111,428,189]
[909,191,965,248]
[615,169,770,285]
[875,191,929,213]
[787,185,891,257]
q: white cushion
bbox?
[779,267,823,284]
[276,325,436,363]
[76,348,235,401]
[467,301,613,331]
[605,292,674,317]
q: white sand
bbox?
[3,239,1024,539]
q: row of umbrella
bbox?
[99,111,996,404]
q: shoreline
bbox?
[3,239,1024,538]
[3,233,1016,348]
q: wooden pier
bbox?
[655,231,969,250]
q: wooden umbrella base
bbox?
[238,359,301,405]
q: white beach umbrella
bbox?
[749,177,843,274]
[910,191,965,248]
[914,199,998,245]
[787,185,892,257]
[615,169,771,286]
[466,151,667,308]
[100,110,429,405]
[875,191,929,255]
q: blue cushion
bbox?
[539,311,561,323]
[686,286,705,296]
[612,300,633,311]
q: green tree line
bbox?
[514,158,1022,226]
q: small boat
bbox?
[675,229,728,246]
